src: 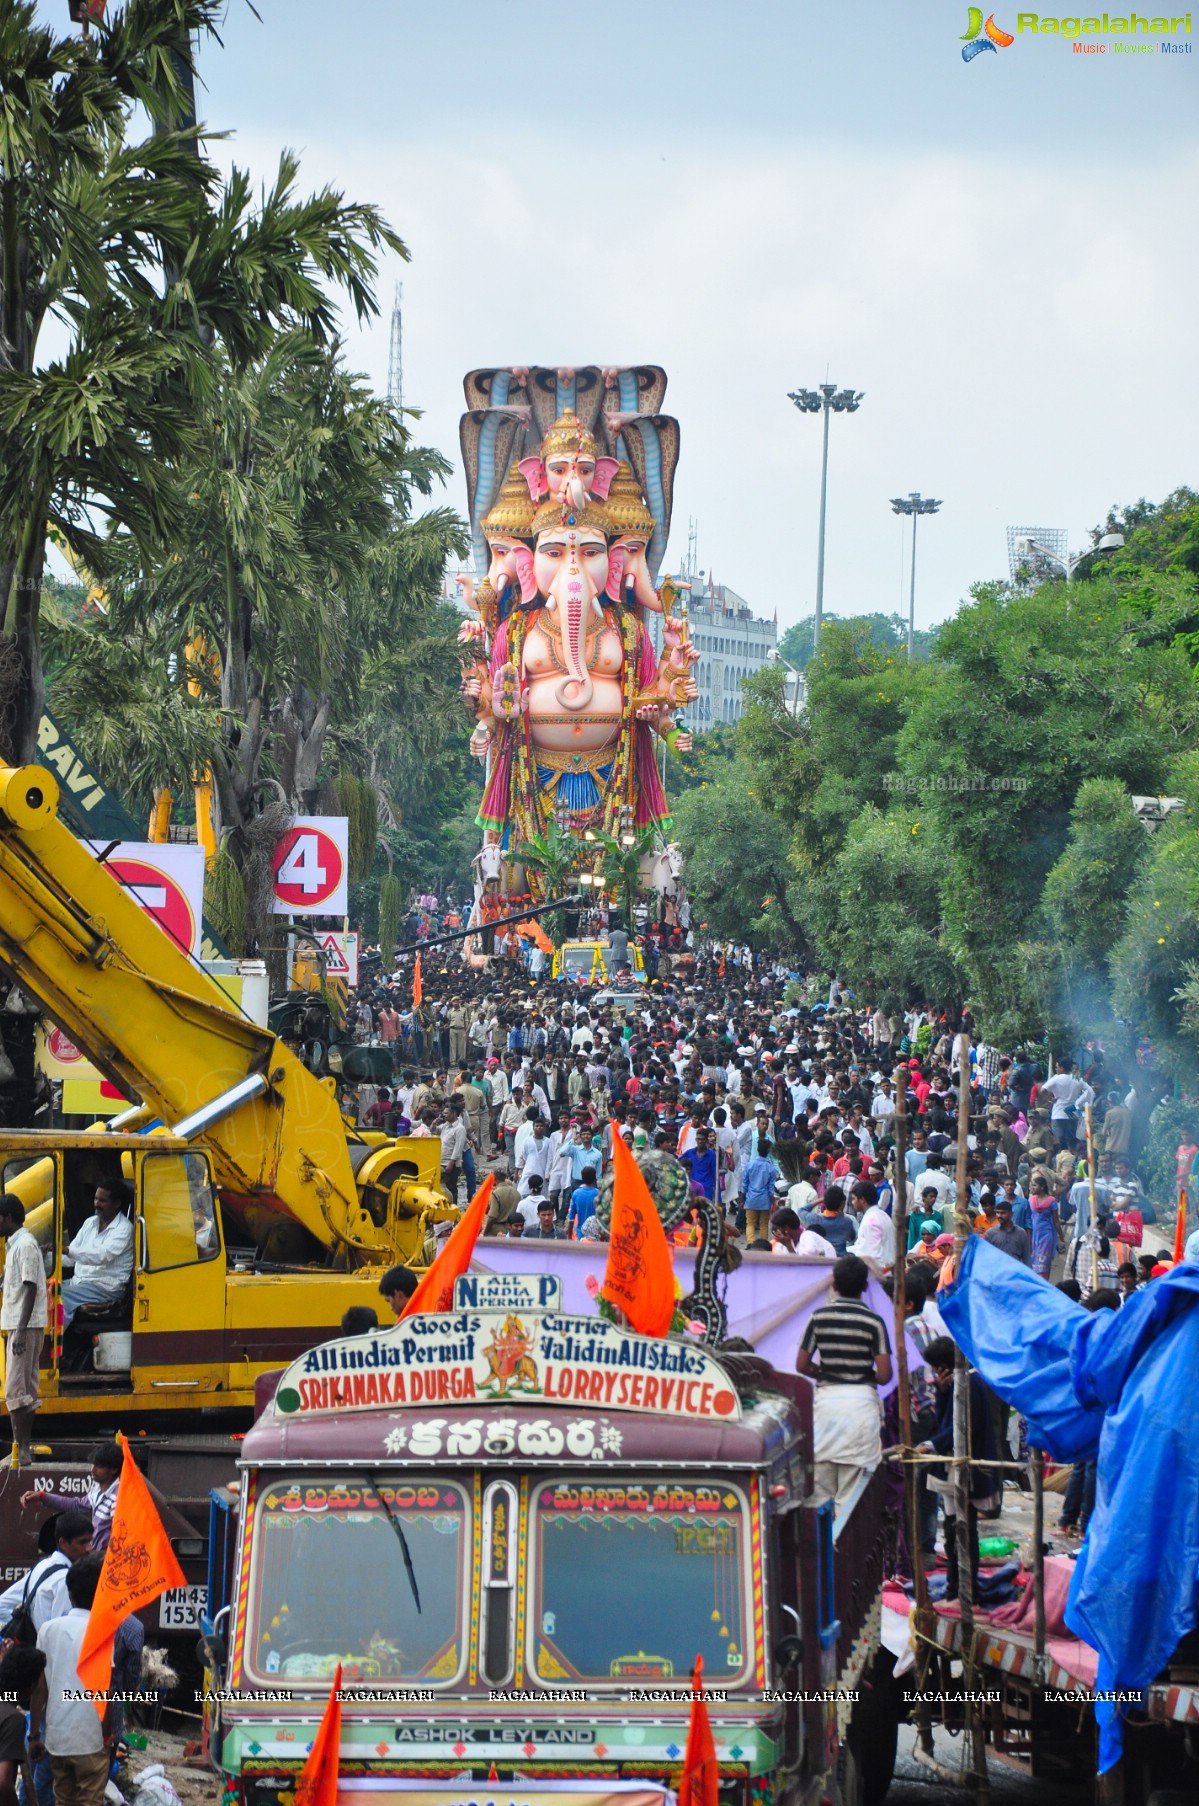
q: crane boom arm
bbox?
[0,765,378,1253]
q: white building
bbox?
[647,578,778,729]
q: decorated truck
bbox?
[202,1273,900,1806]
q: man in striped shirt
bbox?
[796,1256,892,1513]
[21,1442,122,1553]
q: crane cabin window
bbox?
[141,1153,220,1269]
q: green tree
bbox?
[777,611,938,670]
[894,575,1199,1036]
[1110,753,1199,1083]
[670,758,808,953]
[591,829,657,929]
[666,724,737,797]
[0,0,405,761]
[1038,778,1148,1038]
[511,820,583,945]
[810,807,963,1011]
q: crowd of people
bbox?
[343,942,1180,1263]
[340,929,1191,1576]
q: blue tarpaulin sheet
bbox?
[941,1238,1199,1771]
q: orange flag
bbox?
[601,1130,675,1337]
[678,1655,720,1806]
[400,1173,493,1316]
[412,952,423,1009]
[1173,1186,1188,1265]
[295,1663,342,1806]
[76,1432,186,1713]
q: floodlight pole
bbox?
[787,383,864,661]
[890,492,943,658]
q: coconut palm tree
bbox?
[0,0,407,762]
[511,820,584,945]
[589,827,658,929]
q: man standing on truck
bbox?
[0,1195,48,1467]
[796,1254,892,1513]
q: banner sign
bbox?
[271,817,349,916]
[38,710,142,841]
[454,1273,561,1312]
[272,1306,740,1423]
[38,711,229,957]
[86,841,206,957]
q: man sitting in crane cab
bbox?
[60,1181,135,1330]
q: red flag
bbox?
[295,1663,342,1806]
[412,952,423,1010]
[400,1174,493,1317]
[678,1655,719,1806]
[1173,1186,1188,1265]
[601,1130,675,1337]
[76,1432,186,1713]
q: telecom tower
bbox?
[387,283,403,413]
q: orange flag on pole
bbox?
[295,1663,342,1806]
[678,1655,720,1806]
[400,1173,493,1316]
[412,952,423,1009]
[601,1130,675,1337]
[76,1432,186,1713]
[1173,1186,1188,1265]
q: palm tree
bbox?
[61,337,465,958]
[590,828,658,929]
[0,0,406,762]
[512,820,583,945]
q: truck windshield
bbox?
[560,946,596,974]
[245,1477,469,1687]
[527,1478,751,1687]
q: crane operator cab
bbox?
[0,1135,225,1392]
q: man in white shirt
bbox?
[872,1080,896,1121]
[917,1155,955,1215]
[516,1120,552,1195]
[59,1180,134,1332]
[0,1511,93,1635]
[33,1555,110,1806]
[1038,1063,1095,1138]
[0,1194,49,1462]
[788,1172,820,1216]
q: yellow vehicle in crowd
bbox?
[550,937,646,986]
[0,764,455,1420]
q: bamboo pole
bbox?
[1032,1447,1046,1662]
[1085,1101,1099,1294]
[892,1067,935,1758]
[953,1059,990,1801]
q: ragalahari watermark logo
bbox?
[962,9,1016,58]
[962,10,1194,59]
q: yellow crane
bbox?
[0,764,455,1419]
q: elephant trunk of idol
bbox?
[550,580,598,711]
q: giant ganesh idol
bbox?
[456,366,699,890]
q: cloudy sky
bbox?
[104,3,1199,629]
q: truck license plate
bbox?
[159,1586,206,1629]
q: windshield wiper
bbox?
[365,1472,422,1614]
